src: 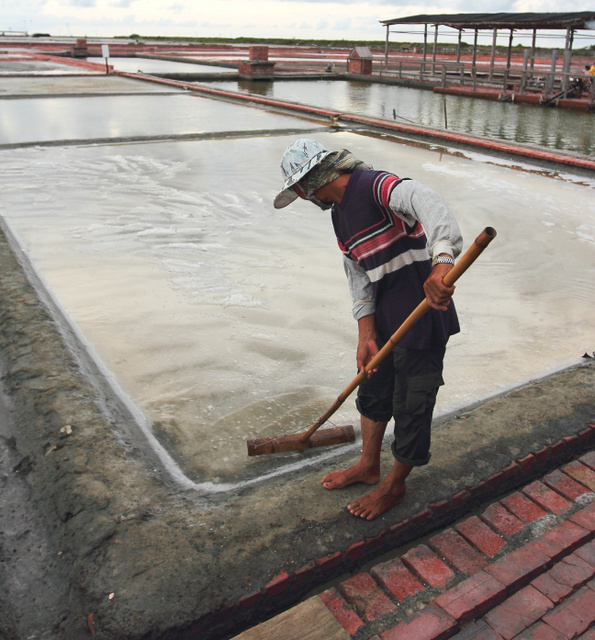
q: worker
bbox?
[274,138,463,520]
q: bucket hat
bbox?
[274,139,333,209]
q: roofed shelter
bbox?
[380,12,595,92]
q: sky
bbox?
[1,0,594,49]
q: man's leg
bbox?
[347,345,445,520]
[347,459,412,520]
[321,416,388,489]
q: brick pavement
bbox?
[315,451,595,640]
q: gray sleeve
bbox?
[389,179,463,258]
[342,256,375,320]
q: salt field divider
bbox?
[118,71,595,174]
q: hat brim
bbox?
[273,188,298,209]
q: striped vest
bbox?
[332,170,459,349]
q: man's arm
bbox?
[342,257,381,375]
[389,178,462,310]
[388,179,463,260]
[342,256,375,320]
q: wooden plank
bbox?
[230,597,351,640]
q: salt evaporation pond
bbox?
[1,124,593,488]
[0,90,319,146]
[206,78,595,157]
[87,56,231,75]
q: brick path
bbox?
[319,452,595,640]
[235,451,595,639]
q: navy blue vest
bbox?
[331,169,459,349]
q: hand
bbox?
[356,314,380,377]
[424,263,455,311]
[357,336,380,377]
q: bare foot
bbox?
[347,478,406,520]
[321,462,380,490]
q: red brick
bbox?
[534,446,550,462]
[371,558,424,603]
[517,453,536,470]
[483,585,554,640]
[452,490,470,508]
[365,529,388,549]
[541,586,595,637]
[577,627,595,640]
[238,589,262,609]
[487,471,505,488]
[530,570,573,604]
[581,450,595,470]
[265,570,290,596]
[543,469,591,501]
[578,428,595,448]
[502,461,520,480]
[569,499,595,531]
[481,502,524,538]
[512,621,565,639]
[563,460,595,491]
[563,434,580,449]
[339,572,395,621]
[550,439,565,456]
[380,602,457,640]
[501,492,548,524]
[485,545,550,591]
[319,587,363,635]
[550,553,594,587]
[434,571,506,623]
[429,528,488,576]
[317,551,342,573]
[402,544,456,588]
[430,499,450,515]
[449,619,503,639]
[456,516,506,558]
[345,540,366,561]
[528,520,591,562]
[575,539,595,568]
[531,553,594,603]
[389,519,410,536]
[411,508,430,526]
[293,562,317,587]
[522,481,572,515]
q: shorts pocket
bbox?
[405,373,444,416]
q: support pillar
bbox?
[432,24,439,75]
[489,29,497,81]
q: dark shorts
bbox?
[355,345,446,467]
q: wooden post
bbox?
[457,29,462,64]
[506,29,514,71]
[422,24,428,73]
[489,29,497,81]
[432,24,438,75]
[384,25,389,68]
[472,29,478,68]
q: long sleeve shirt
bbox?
[341,177,463,320]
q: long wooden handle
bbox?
[300,226,497,443]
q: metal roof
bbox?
[380,12,595,31]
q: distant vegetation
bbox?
[123,34,594,55]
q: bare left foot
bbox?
[347,478,406,520]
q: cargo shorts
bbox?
[355,344,446,467]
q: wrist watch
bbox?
[432,255,455,267]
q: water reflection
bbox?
[205,78,595,156]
